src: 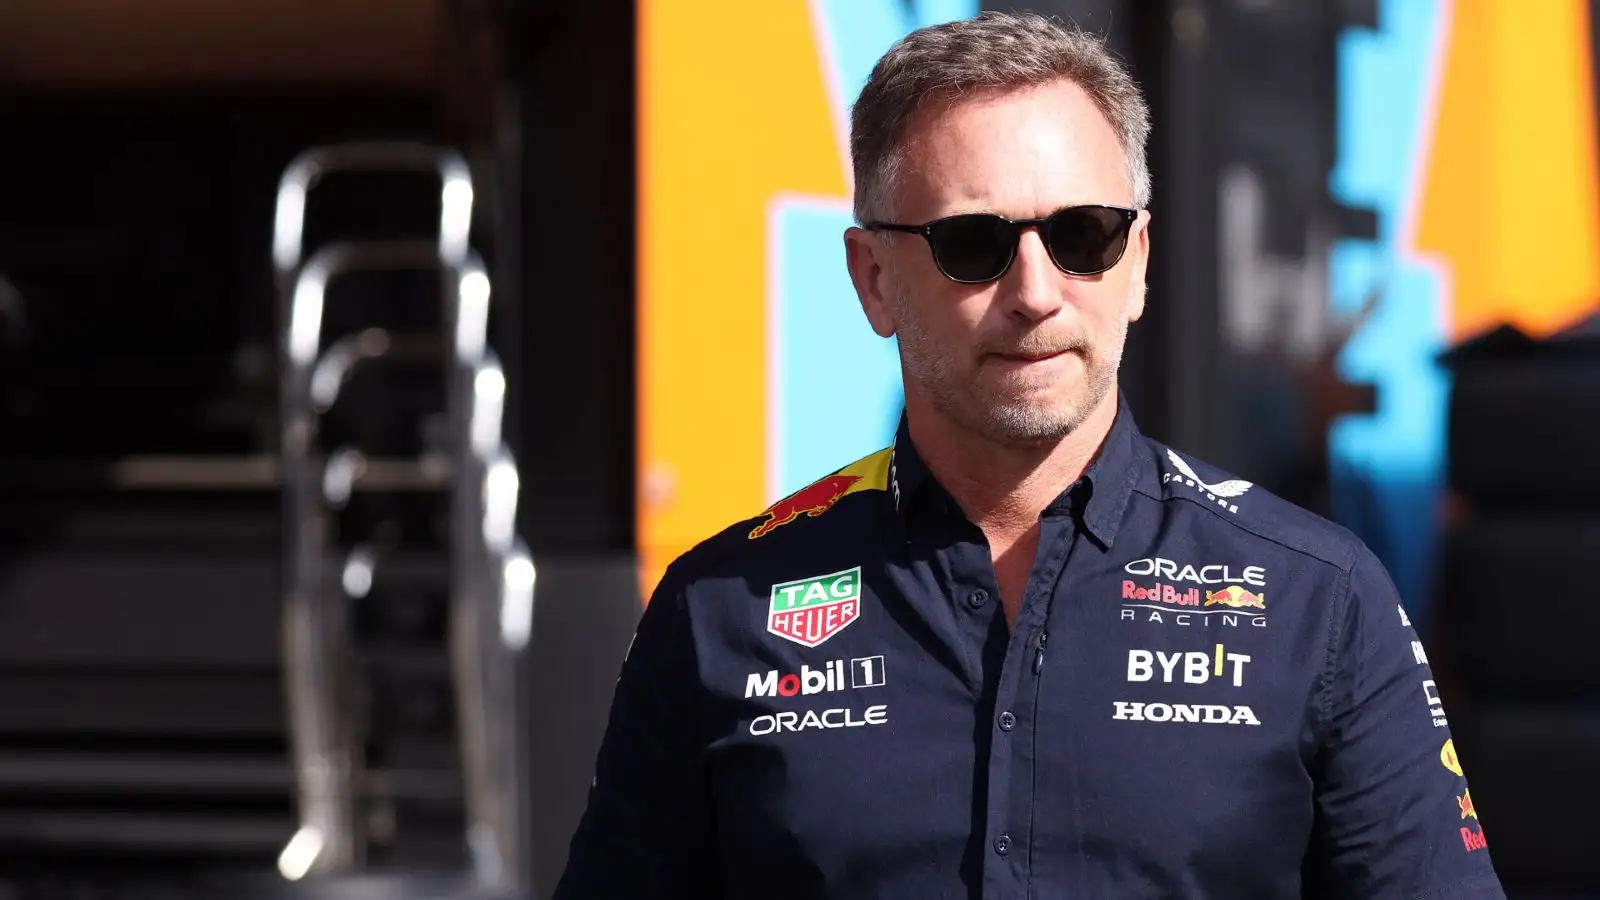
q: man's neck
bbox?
[907,390,1120,535]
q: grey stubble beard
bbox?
[891,284,1130,447]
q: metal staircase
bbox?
[270,143,533,896]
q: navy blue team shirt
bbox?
[554,398,1505,899]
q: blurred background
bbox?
[0,0,1596,897]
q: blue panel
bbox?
[772,199,903,496]
[816,0,981,104]
[768,0,978,499]
[1328,0,1447,618]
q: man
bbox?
[556,12,1504,899]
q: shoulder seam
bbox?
[666,479,889,587]
[1130,480,1360,573]
[1315,555,1355,742]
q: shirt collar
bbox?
[889,392,1141,547]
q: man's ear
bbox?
[1125,211,1151,323]
[845,227,899,338]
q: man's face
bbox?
[846,78,1149,446]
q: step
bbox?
[0,808,292,855]
[0,546,281,669]
[0,455,449,493]
[0,749,290,796]
[0,672,285,737]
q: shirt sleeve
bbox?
[552,570,717,899]
[1305,543,1506,900]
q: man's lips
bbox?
[990,348,1071,364]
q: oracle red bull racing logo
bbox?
[767,566,862,648]
[1120,557,1268,628]
[749,474,861,539]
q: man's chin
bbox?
[975,376,1118,443]
[974,401,1084,445]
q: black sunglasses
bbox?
[865,204,1139,284]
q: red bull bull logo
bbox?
[749,474,861,539]
[1458,789,1477,821]
[1204,585,1266,610]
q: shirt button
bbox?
[998,711,1016,731]
[967,589,988,609]
[994,833,1011,856]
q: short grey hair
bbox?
[849,11,1151,224]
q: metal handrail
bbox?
[283,240,480,379]
[280,243,482,879]
[450,283,532,897]
[308,328,441,414]
[271,143,474,278]
[275,142,530,892]
[453,437,535,892]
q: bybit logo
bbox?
[1127,644,1252,687]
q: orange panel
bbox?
[636,0,849,599]
[1418,0,1600,339]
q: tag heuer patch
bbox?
[768,567,862,648]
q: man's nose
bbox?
[1000,228,1068,321]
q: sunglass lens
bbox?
[925,214,1016,283]
[1046,206,1130,275]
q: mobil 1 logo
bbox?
[745,656,886,699]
